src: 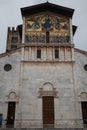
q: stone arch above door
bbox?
[6,91,19,102]
[38,82,58,98]
[9,92,16,99]
[80,92,87,101]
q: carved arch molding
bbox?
[38,82,58,98]
[6,91,19,102]
[80,92,87,100]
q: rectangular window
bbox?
[37,49,41,59]
[11,37,18,43]
[55,49,59,59]
[11,45,17,49]
[46,31,49,43]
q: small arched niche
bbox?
[6,91,19,102]
[9,92,16,99]
[80,92,87,100]
[43,82,54,91]
[38,82,58,98]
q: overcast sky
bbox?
[0,0,87,53]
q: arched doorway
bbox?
[6,102,16,127]
[42,96,54,127]
[38,82,58,127]
[80,92,87,127]
[6,92,18,127]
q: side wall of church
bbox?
[74,51,87,126]
[0,51,21,126]
[0,49,87,128]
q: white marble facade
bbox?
[0,47,87,128]
[0,2,87,128]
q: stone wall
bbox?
[0,48,87,128]
[22,46,73,62]
[0,50,21,127]
[19,60,76,128]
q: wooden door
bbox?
[81,102,87,124]
[6,102,16,127]
[42,96,54,127]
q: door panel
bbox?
[42,96,54,126]
[0,114,2,126]
[6,102,16,127]
[81,102,87,124]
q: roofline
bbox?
[0,48,21,58]
[21,2,74,18]
[0,47,86,58]
[74,48,87,56]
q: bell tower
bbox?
[6,26,22,52]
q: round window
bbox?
[4,64,12,71]
[84,64,87,71]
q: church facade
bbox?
[0,2,87,128]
